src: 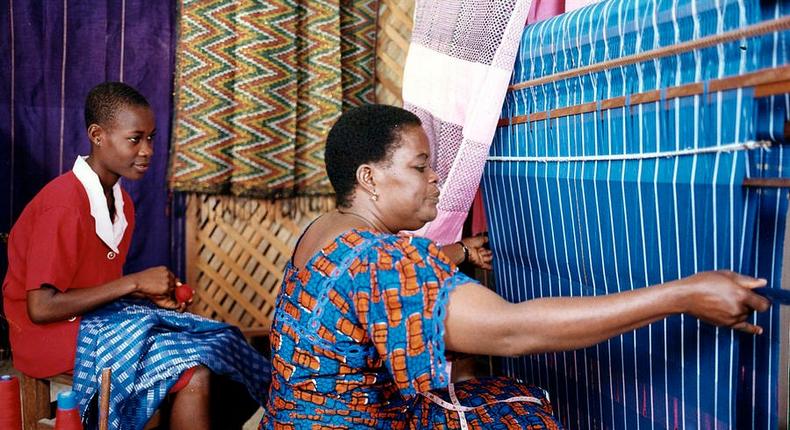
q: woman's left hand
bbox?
[461,235,493,270]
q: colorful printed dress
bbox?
[261,229,562,429]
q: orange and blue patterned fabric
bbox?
[411,376,562,429]
[261,229,566,428]
[261,229,473,428]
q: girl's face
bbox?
[90,104,156,186]
[371,125,440,231]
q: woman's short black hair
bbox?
[84,82,150,129]
[325,104,422,207]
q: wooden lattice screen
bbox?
[375,0,415,106]
[185,194,334,331]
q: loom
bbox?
[482,0,789,428]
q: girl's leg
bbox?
[170,365,211,430]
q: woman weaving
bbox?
[262,105,771,428]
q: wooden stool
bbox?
[19,373,59,430]
[15,326,267,430]
[19,373,161,430]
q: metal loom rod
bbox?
[497,65,790,127]
[508,15,790,92]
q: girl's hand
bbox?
[129,266,176,297]
[128,267,191,312]
[147,294,186,311]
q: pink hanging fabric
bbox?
[403,0,601,244]
[472,0,572,239]
[402,0,532,245]
[470,0,567,237]
[564,0,601,12]
[526,0,565,23]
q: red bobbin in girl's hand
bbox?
[175,282,194,304]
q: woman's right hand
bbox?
[676,270,771,334]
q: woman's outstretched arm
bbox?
[443,270,770,357]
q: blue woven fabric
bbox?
[72,300,271,430]
[483,0,788,428]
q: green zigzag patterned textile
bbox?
[170,0,378,197]
[340,0,378,110]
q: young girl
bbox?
[3,82,266,430]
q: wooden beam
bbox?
[498,66,790,127]
[509,16,790,91]
[742,178,790,188]
[778,212,790,430]
[98,368,111,430]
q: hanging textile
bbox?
[169,0,378,198]
[527,0,565,23]
[401,0,532,245]
[341,0,379,110]
[483,0,789,429]
[470,0,571,236]
[0,2,180,276]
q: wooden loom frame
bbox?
[497,64,790,128]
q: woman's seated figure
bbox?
[261,104,770,429]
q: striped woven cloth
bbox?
[72,300,271,430]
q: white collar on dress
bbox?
[72,156,128,253]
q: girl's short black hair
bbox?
[325,104,422,207]
[84,82,150,129]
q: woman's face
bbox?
[372,125,440,231]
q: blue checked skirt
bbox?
[71,299,271,430]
